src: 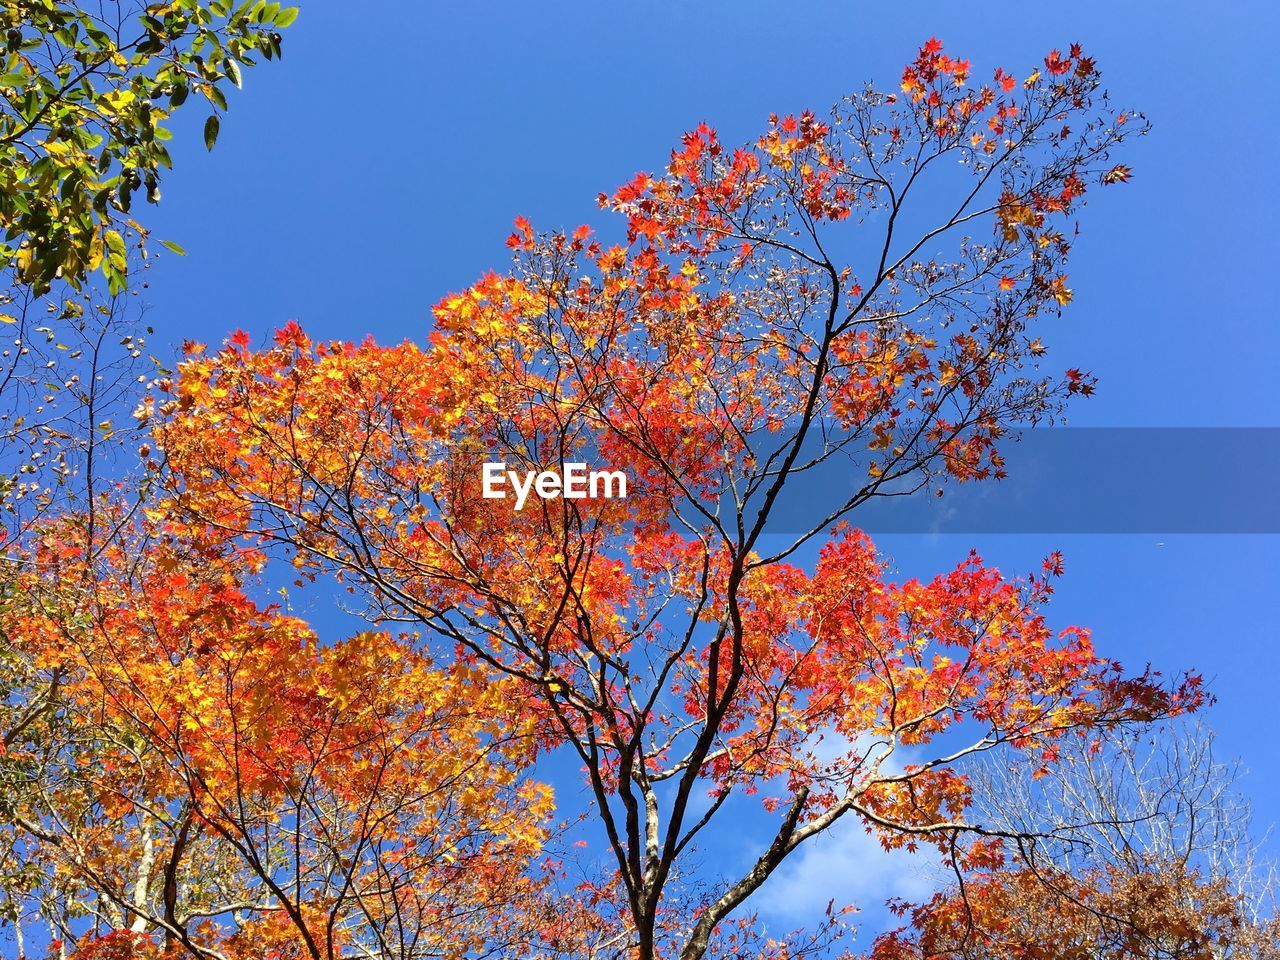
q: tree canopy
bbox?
[1,32,1273,960]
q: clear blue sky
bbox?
[134,0,1280,935]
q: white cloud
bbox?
[751,734,946,933]
[758,815,944,926]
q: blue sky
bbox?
[130,0,1279,941]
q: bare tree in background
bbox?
[0,270,155,555]
[861,722,1276,960]
[970,719,1274,910]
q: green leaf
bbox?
[204,114,220,151]
[2,2,286,294]
[159,239,187,256]
[104,230,127,258]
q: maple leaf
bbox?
[1045,49,1072,75]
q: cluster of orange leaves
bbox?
[3,508,555,958]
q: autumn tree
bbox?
[0,7,367,955]
[140,39,1213,960]
[1,502,558,958]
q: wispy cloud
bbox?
[759,816,944,927]
[754,734,945,932]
